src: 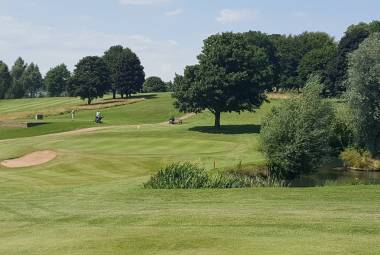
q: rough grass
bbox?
[0,94,379,254]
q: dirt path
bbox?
[49,112,197,137]
[0,113,196,168]
[1,150,57,168]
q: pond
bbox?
[290,162,380,187]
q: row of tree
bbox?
[262,20,380,95]
[0,58,43,99]
[0,46,171,103]
[172,20,380,128]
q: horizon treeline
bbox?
[0,20,379,100]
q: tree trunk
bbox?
[112,90,116,99]
[87,98,92,105]
[121,93,124,99]
[214,111,221,129]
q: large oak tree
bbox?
[173,32,273,128]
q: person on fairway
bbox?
[95,111,103,123]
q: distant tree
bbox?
[269,34,299,90]
[326,21,380,95]
[296,32,335,55]
[103,45,124,99]
[103,45,145,99]
[347,33,380,157]
[71,56,111,104]
[120,48,145,97]
[244,31,280,89]
[261,76,335,180]
[143,76,167,92]
[270,32,335,90]
[165,81,174,92]
[44,64,71,97]
[173,32,273,128]
[9,57,27,98]
[22,63,43,98]
[298,45,337,89]
[0,61,11,99]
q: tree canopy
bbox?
[71,56,111,104]
[298,45,337,90]
[44,64,71,97]
[103,45,145,98]
[143,76,167,92]
[9,57,27,99]
[0,61,11,99]
[270,32,335,90]
[22,63,43,98]
[347,33,380,156]
[173,32,273,128]
[326,21,380,95]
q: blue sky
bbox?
[0,0,379,81]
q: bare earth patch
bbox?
[1,150,57,168]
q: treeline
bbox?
[0,45,148,103]
[246,20,380,95]
[0,58,43,99]
[1,20,378,101]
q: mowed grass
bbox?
[0,94,379,254]
[0,93,179,140]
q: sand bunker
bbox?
[1,150,57,168]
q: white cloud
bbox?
[165,8,183,16]
[216,9,257,24]
[0,16,197,81]
[119,0,170,6]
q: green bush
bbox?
[144,162,209,189]
[261,76,335,180]
[207,172,285,188]
[145,162,286,189]
[143,76,167,93]
[340,147,375,170]
[207,173,256,188]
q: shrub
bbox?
[261,76,335,180]
[340,147,376,170]
[144,162,286,189]
[207,173,256,188]
[143,76,167,93]
[144,162,209,189]
[208,172,286,188]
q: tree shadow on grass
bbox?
[189,124,261,135]
[130,94,158,100]
[103,94,158,101]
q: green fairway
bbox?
[0,93,179,140]
[0,94,379,254]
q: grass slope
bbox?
[0,93,179,140]
[0,94,379,254]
